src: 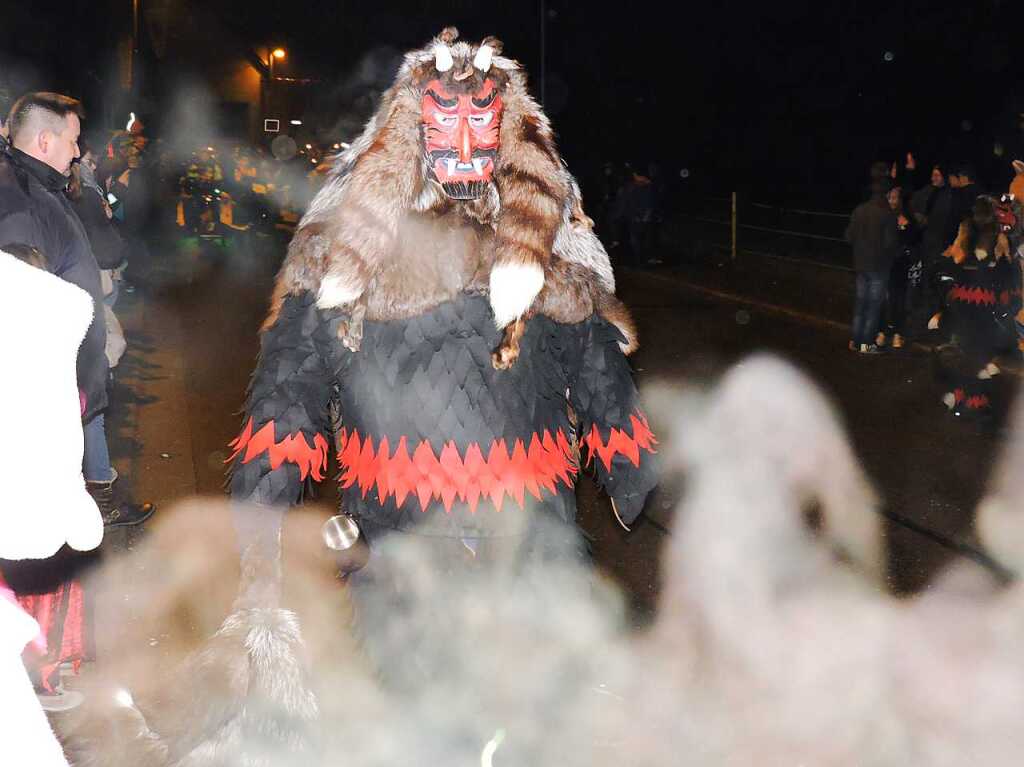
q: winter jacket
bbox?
[912,184,952,260]
[945,183,983,248]
[0,149,109,421]
[846,195,897,273]
[0,254,103,558]
[72,174,126,271]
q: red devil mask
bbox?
[421,78,503,200]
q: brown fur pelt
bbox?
[262,27,635,367]
[944,196,1010,265]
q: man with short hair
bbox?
[0,92,153,527]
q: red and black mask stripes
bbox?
[421,78,503,199]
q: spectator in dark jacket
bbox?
[69,141,128,368]
[846,179,897,353]
[0,94,106,419]
[946,163,983,247]
[911,165,953,326]
[68,141,125,273]
[0,92,153,528]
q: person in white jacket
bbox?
[0,249,104,766]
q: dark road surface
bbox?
[96,225,1015,629]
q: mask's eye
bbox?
[468,113,493,128]
[435,113,458,128]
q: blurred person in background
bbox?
[846,169,897,354]
[946,163,984,245]
[68,138,128,368]
[912,164,952,330]
[611,163,661,267]
[0,92,154,528]
[877,184,921,349]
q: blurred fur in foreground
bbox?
[61,355,1024,765]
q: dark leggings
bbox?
[885,256,910,335]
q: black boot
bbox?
[86,469,156,528]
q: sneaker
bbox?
[892,333,904,349]
[859,344,882,354]
[36,687,84,712]
[102,501,156,528]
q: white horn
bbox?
[473,45,493,72]
[434,44,454,72]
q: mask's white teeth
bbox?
[472,158,487,175]
[445,158,457,176]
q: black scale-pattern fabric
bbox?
[230,291,334,506]
[231,291,657,536]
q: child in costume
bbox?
[934,195,1022,417]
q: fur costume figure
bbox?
[229,29,657,550]
[933,195,1022,417]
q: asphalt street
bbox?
[95,227,1016,623]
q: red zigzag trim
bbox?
[336,429,578,514]
[954,388,991,410]
[583,410,658,471]
[227,417,329,481]
[948,285,996,307]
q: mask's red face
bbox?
[421,78,503,200]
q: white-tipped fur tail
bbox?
[489,261,545,328]
[316,274,363,309]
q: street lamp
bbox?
[265,47,287,136]
[269,47,286,80]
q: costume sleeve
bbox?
[228,291,342,506]
[567,315,658,525]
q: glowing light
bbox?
[883,51,894,62]
[332,143,341,149]
[305,143,312,150]
[480,728,506,767]
[272,48,286,60]
[340,142,351,150]
[311,158,318,163]
[126,112,136,131]
[114,688,135,708]
[290,119,302,125]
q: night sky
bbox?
[4,0,1024,205]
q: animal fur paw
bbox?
[491,341,520,370]
[338,318,363,352]
[928,313,942,331]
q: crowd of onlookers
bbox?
[0,90,158,731]
[846,153,1024,418]
[846,155,990,353]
